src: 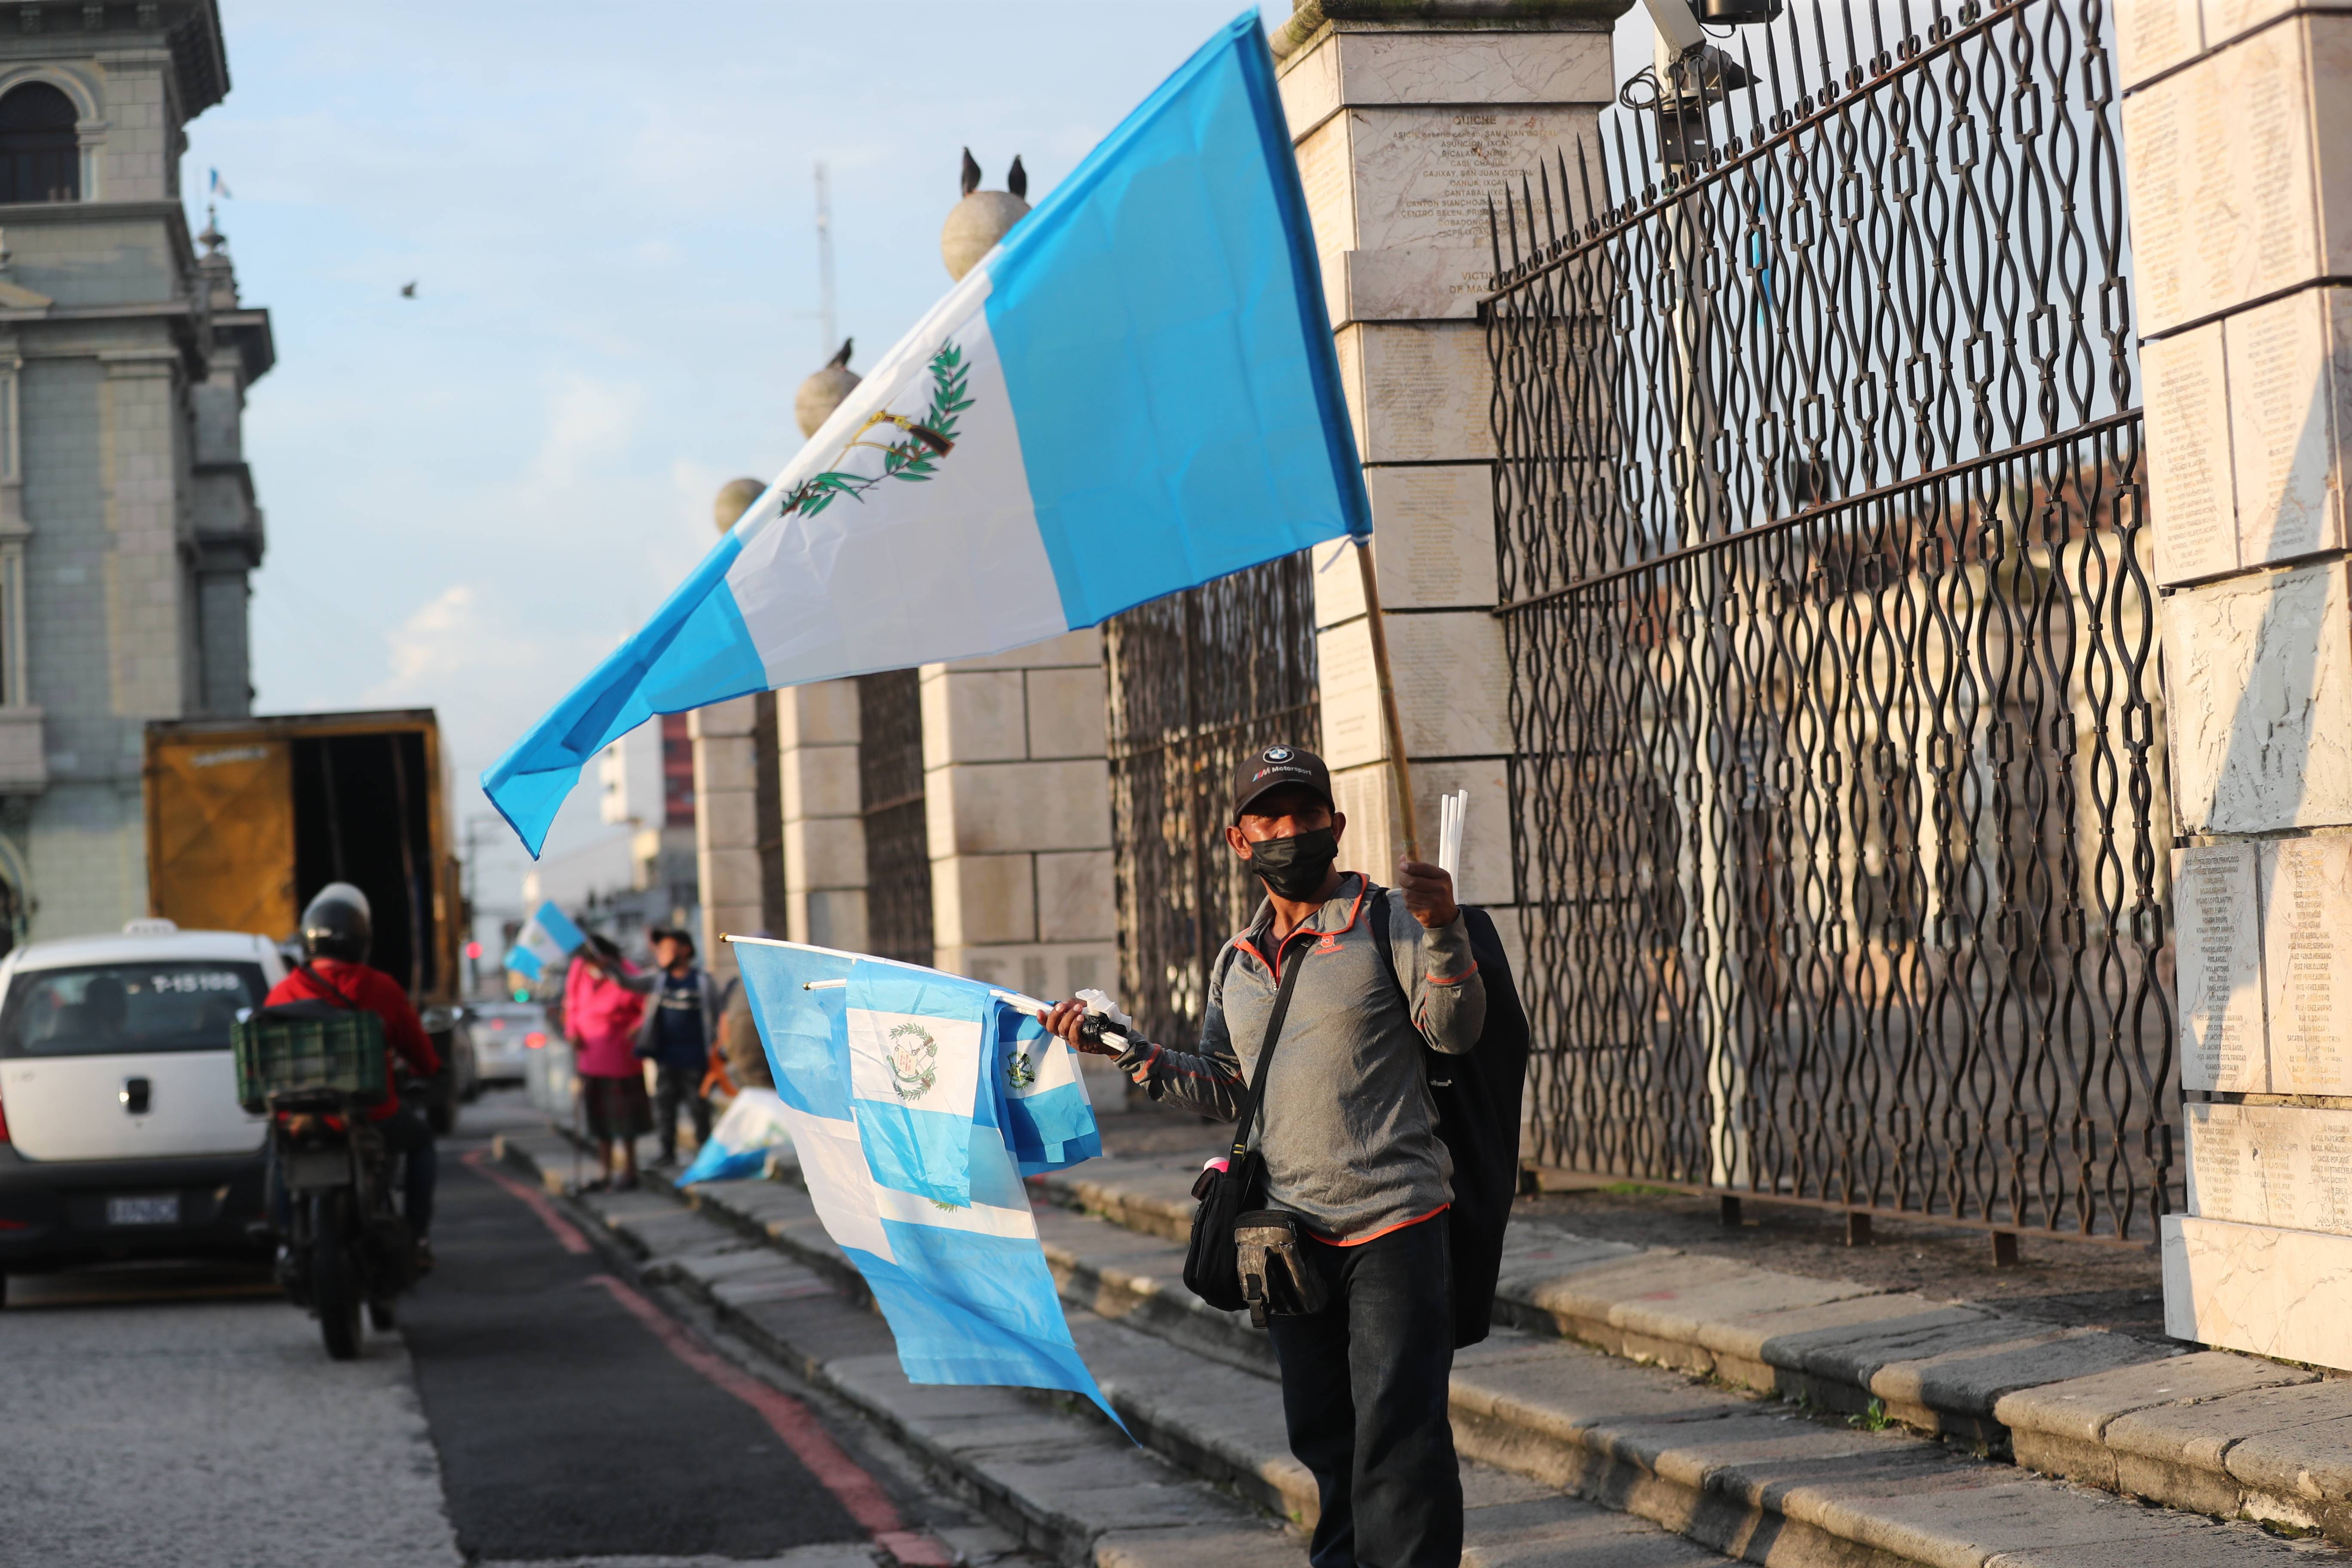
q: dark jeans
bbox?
[379,1102,437,1236]
[1265,1214,1461,1568]
[654,1061,712,1159]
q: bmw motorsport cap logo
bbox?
[1231,744,1333,823]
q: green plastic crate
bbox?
[231,1008,388,1112]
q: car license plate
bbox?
[107,1194,180,1226]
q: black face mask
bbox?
[1244,827,1339,901]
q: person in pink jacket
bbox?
[564,935,649,1191]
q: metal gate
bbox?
[1483,0,2174,1242]
[1104,554,1320,1052]
[858,669,934,967]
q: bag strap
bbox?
[1226,932,1311,1164]
[299,961,360,1012]
[1366,888,1410,1011]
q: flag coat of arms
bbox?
[502,900,585,980]
[482,10,1369,854]
[732,937,1116,1419]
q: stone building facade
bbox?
[0,1,271,947]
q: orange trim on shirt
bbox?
[1310,1202,1451,1247]
[1425,962,1479,987]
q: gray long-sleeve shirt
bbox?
[1113,874,1485,1242]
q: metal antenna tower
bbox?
[814,162,836,356]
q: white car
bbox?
[464,1001,549,1086]
[0,921,287,1303]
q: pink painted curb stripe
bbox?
[460,1148,590,1254]
[458,1143,949,1567]
[585,1274,953,1568]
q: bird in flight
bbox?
[399,281,417,298]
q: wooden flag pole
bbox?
[1352,535,1421,863]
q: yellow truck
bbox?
[141,709,475,1128]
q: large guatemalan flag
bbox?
[731,937,1116,1418]
[481,10,1369,853]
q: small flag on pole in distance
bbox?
[208,167,231,199]
[732,937,1118,1422]
[502,900,586,980]
[481,9,1368,854]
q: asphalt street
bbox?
[0,1091,1009,1568]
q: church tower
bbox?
[0,0,274,947]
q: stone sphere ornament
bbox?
[795,338,861,438]
[941,147,1030,282]
[713,476,767,535]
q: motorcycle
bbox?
[267,1081,423,1360]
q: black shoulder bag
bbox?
[1365,887,1531,1348]
[1180,936,1309,1312]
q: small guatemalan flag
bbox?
[733,937,1118,1423]
[501,900,586,980]
[481,9,1369,854]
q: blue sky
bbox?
[188,0,1652,910]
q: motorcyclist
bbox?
[263,883,443,1268]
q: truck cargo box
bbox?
[144,710,459,1004]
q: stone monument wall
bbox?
[2121,5,2352,1368]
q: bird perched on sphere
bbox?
[825,338,853,371]
[943,150,1032,282]
[399,281,416,298]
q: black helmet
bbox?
[300,882,372,964]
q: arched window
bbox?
[0,83,80,204]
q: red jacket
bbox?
[263,959,441,1121]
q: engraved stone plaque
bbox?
[2145,323,2238,584]
[1341,246,1496,323]
[2117,0,2201,88]
[1341,106,1597,255]
[1316,466,1497,625]
[2124,28,2318,336]
[1317,619,1384,770]
[1340,322,1495,462]
[2230,289,2346,567]
[2258,834,2352,1092]
[2186,1101,2269,1223]
[1333,31,1613,113]
[2174,842,2268,1091]
[2163,561,2352,835]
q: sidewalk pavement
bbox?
[498,1120,2332,1566]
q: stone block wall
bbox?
[919,629,1116,1006]
[1274,7,1616,967]
[778,677,868,952]
[2117,6,2352,1370]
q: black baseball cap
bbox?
[650,926,695,952]
[1232,744,1334,823]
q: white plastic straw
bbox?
[1438,788,1467,881]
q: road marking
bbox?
[460,1148,590,1253]
[460,1143,949,1567]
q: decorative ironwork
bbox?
[1106,554,1321,1051]
[858,669,934,967]
[1484,0,2174,1241]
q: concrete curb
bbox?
[505,1131,2322,1565]
[1034,1155,2352,1556]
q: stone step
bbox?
[493,1128,1733,1568]
[517,1130,2322,1565]
[1032,1154,2352,1549]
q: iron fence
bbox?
[858,669,934,967]
[1484,0,2176,1241]
[1105,554,1320,1052]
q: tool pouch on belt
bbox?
[1233,1208,1327,1327]
[1181,940,1308,1314]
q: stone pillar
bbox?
[778,677,869,951]
[1271,0,1619,964]
[920,631,1117,1006]
[2119,9,2352,1369]
[689,695,763,980]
